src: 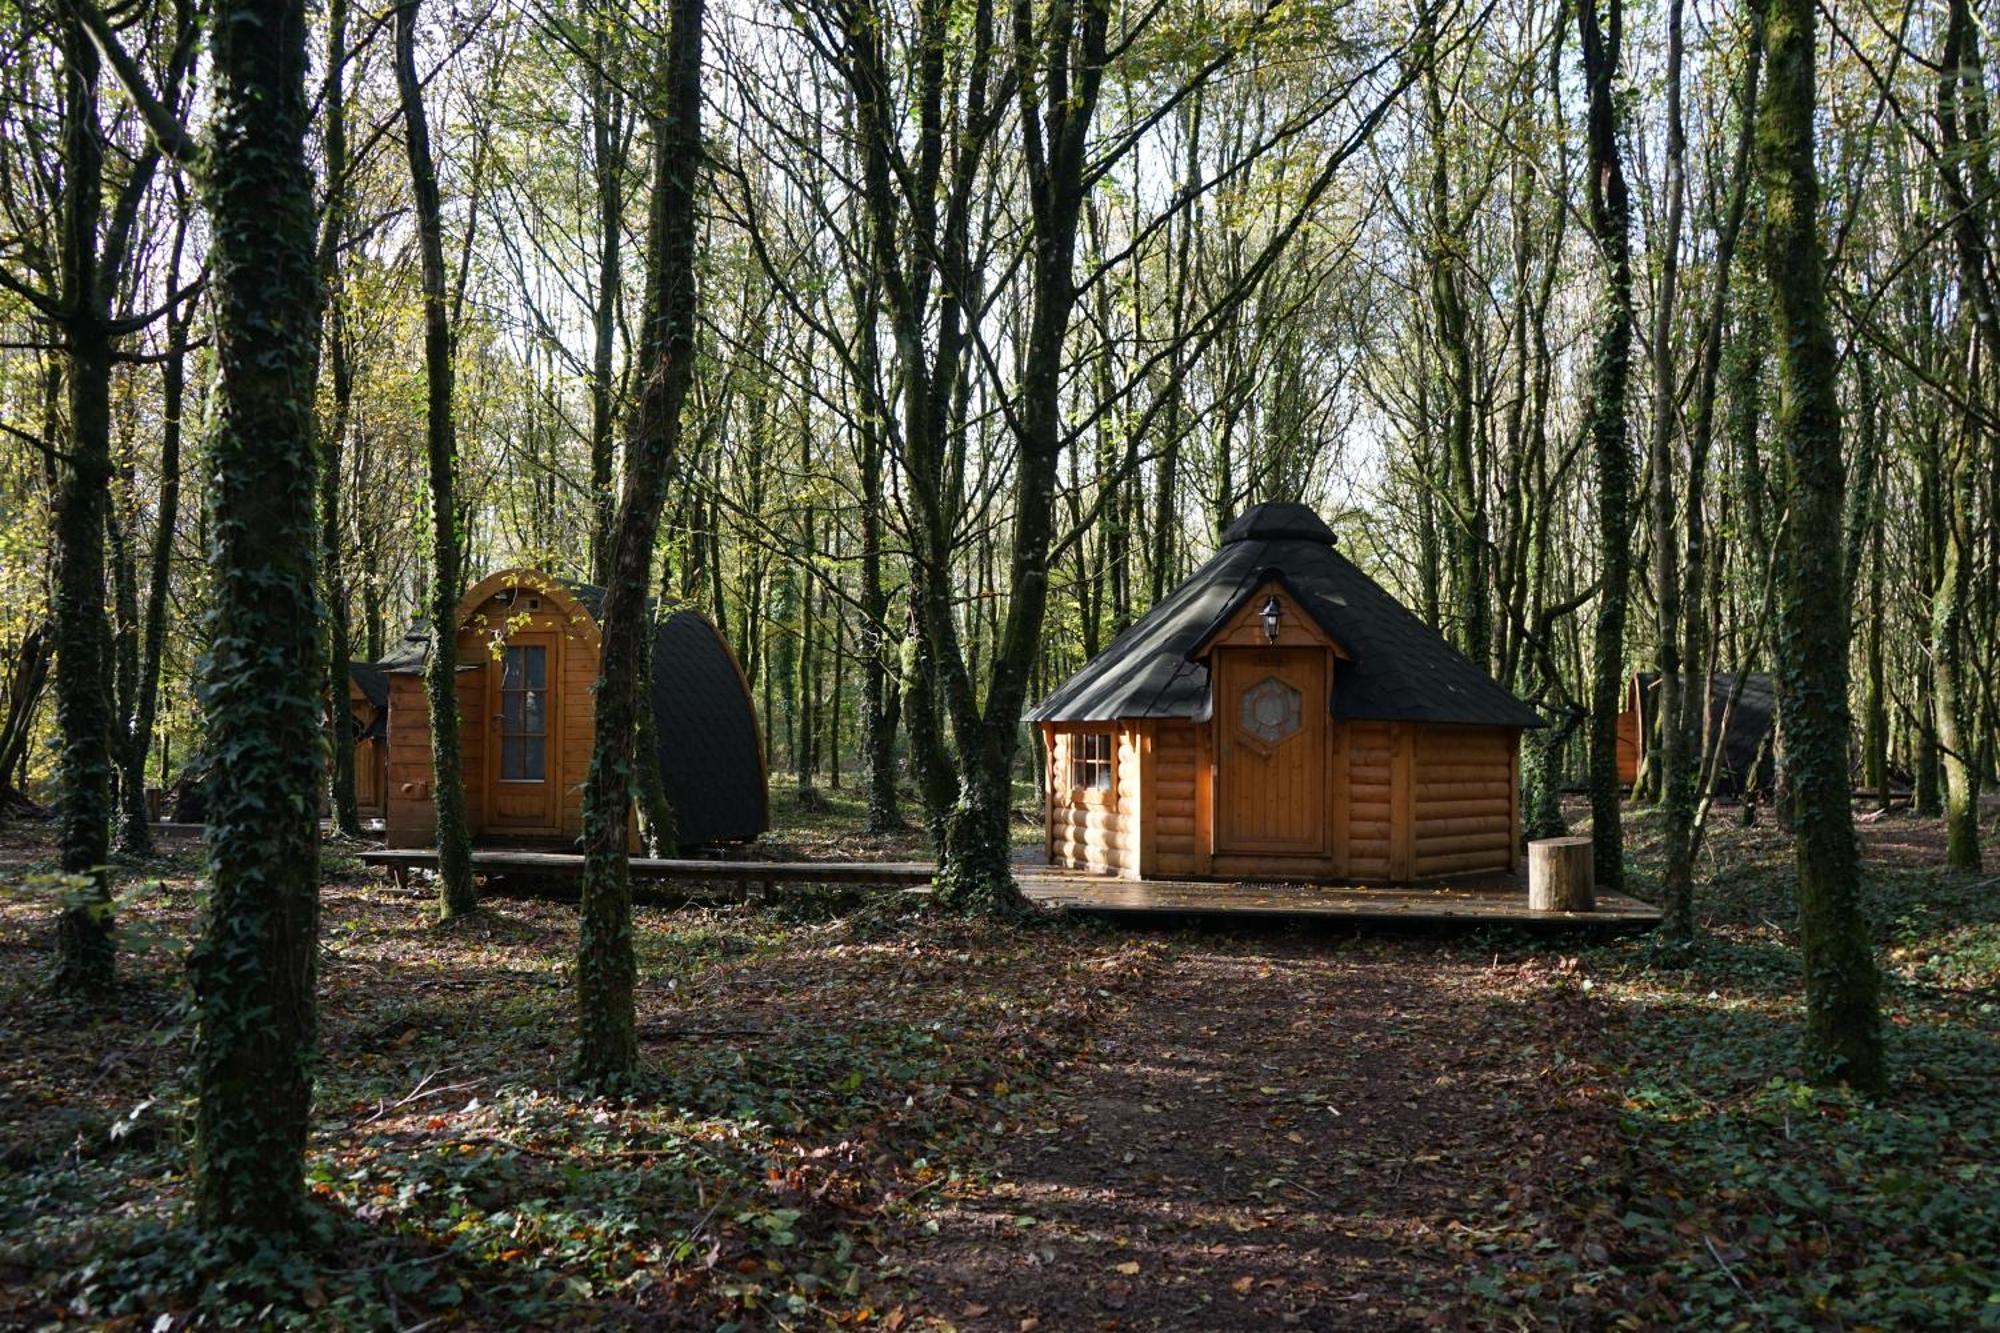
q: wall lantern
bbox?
[1260,595,1282,643]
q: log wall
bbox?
[1149,721,1200,876]
[1343,720,1395,880]
[1045,724,1133,876]
[1411,724,1518,876]
[1039,713,1522,883]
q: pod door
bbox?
[1214,647,1327,856]
[485,634,559,835]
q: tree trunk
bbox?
[856,287,901,832]
[1757,0,1885,1091]
[187,0,326,1238]
[1933,0,1992,872]
[1420,28,1488,670]
[52,16,117,994]
[587,1,626,584]
[932,0,1110,917]
[396,0,476,919]
[1934,367,1982,871]
[576,0,701,1088]
[321,0,361,837]
[1650,0,1694,938]
[1578,0,1637,897]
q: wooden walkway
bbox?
[1015,865,1661,929]
[358,848,933,892]
[358,849,1659,929]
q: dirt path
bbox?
[891,936,1591,1330]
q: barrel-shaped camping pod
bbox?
[1028,503,1543,883]
[370,568,768,849]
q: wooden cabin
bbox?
[346,662,390,821]
[374,568,768,849]
[1616,670,1774,796]
[1028,503,1543,883]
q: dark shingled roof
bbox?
[348,661,390,709]
[649,609,769,845]
[1632,671,1774,797]
[377,575,768,845]
[1029,502,1543,729]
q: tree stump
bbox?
[1528,837,1595,912]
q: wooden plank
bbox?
[1413,830,1515,856]
[359,849,935,885]
[1412,797,1513,820]
[1415,854,1518,878]
[1194,711,1213,874]
[1013,868,1660,929]
[1389,723,1413,882]
[1413,814,1515,839]
[1508,733,1522,872]
[1331,717,1351,878]
[1044,725,1059,866]
[1052,806,1128,835]
[1408,772,1512,792]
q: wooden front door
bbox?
[1215,647,1327,855]
[486,634,559,834]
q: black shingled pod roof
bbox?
[1028,502,1544,729]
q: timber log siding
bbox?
[1042,718,1522,882]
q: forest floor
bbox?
[0,791,1996,1329]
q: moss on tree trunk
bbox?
[1757,0,1885,1092]
[187,0,327,1238]
[576,0,702,1089]
[1578,0,1636,897]
[396,0,476,919]
[52,18,116,995]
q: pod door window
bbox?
[498,644,548,781]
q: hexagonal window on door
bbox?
[1239,676,1303,745]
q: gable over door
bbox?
[1215,647,1328,855]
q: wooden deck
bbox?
[358,848,934,891]
[357,848,1659,929]
[1016,865,1662,929]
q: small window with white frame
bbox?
[1071,733,1113,792]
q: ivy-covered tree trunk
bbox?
[1578,0,1636,897]
[186,0,327,1237]
[115,208,190,857]
[576,0,702,1088]
[1855,352,1891,813]
[1523,707,1583,841]
[1419,24,1489,671]
[396,0,476,918]
[52,17,117,995]
[1933,414,1982,872]
[1757,0,1885,1091]
[1932,0,1992,873]
[855,285,901,833]
[585,0,628,585]
[321,0,361,838]
[1650,0,1694,938]
[931,0,1109,918]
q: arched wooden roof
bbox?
[453,568,601,645]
